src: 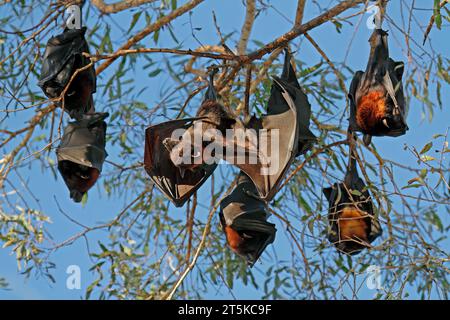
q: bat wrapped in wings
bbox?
[322,134,382,255]
[162,50,315,202]
[56,112,108,202]
[38,27,96,119]
[219,172,276,266]
[348,28,408,146]
[144,69,236,207]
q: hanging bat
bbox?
[219,172,276,267]
[162,50,316,202]
[57,112,108,202]
[144,69,235,207]
[322,134,382,255]
[348,28,408,146]
[39,27,96,120]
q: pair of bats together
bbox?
[39,27,108,202]
[146,28,407,262]
[322,28,408,255]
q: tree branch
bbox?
[237,0,256,55]
[95,0,205,75]
[90,0,158,14]
[247,0,364,61]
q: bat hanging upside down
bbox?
[56,112,108,203]
[322,133,382,255]
[219,172,276,266]
[348,28,408,145]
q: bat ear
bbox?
[394,61,404,81]
[162,138,179,153]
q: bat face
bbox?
[58,161,100,202]
[163,100,236,173]
[39,27,96,119]
[56,113,108,203]
[349,29,408,144]
[219,173,276,266]
[223,224,275,266]
[144,118,218,207]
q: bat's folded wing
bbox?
[38,27,95,92]
[144,118,217,207]
[56,112,109,172]
[230,79,299,201]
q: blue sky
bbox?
[0,1,449,299]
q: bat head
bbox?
[162,131,207,174]
[58,160,100,202]
[163,100,235,173]
[223,221,276,266]
[219,173,276,266]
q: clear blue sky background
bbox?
[0,0,448,299]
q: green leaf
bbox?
[128,12,142,33]
[434,0,442,29]
[420,142,433,154]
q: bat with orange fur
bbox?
[57,112,108,202]
[348,29,408,146]
[322,132,382,255]
[219,172,276,266]
[39,27,96,120]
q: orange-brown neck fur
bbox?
[225,226,244,253]
[356,91,386,132]
[338,207,369,242]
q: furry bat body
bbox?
[219,172,276,266]
[348,29,408,145]
[39,27,96,120]
[57,112,108,202]
[322,134,382,255]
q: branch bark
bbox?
[90,0,158,14]
[237,0,256,55]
